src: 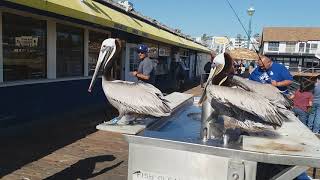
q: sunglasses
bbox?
[137,51,145,54]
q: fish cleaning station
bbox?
[100,92,320,180]
[93,39,320,180]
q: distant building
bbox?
[229,36,259,51]
[229,36,246,49]
[260,27,320,70]
[195,36,230,53]
[117,1,134,12]
[211,36,229,53]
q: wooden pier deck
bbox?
[2,131,128,180]
[1,85,319,180]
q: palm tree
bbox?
[201,33,208,41]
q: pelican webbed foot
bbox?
[105,115,136,126]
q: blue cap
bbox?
[137,44,148,53]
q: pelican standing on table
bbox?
[199,53,294,141]
[88,38,171,125]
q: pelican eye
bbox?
[101,45,108,52]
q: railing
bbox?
[265,50,319,55]
[289,67,320,73]
[287,66,320,93]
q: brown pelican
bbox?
[88,38,171,125]
[199,53,292,134]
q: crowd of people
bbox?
[291,77,320,134]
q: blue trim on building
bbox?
[0,79,107,128]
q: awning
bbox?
[229,48,261,61]
[3,0,210,53]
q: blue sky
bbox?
[128,0,320,38]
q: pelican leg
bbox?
[105,115,135,125]
[105,116,121,125]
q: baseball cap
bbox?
[137,44,148,53]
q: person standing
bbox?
[131,44,156,85]
[249,56,308,180]
[248,61,255,74]
[202,51,216,87]
[249,55,293,94]
[308,76,320,134]
[290,84,313,125]
[204,51,217,73]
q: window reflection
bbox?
[56,24,84,77]
[3,13,47,81]
[88,31,108,76]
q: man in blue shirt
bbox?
[249,55,293,94]
[250,56,309,180]
[132,44,156,85]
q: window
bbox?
[145,43,158,59]
[276,57,284,64]
[306,43,311,53]
[305,43,318,53]
[289,58,299,69]
[88,31,109,76]
[299,43,305,53]
[129,46,139,71]
[179,49,190,68]
[285,42,296,53]
[268,42,279,51]
[2,13,47,81]
[56,24,84,77]
[310,44,318,53]
[155,46,171,75]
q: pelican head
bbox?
[207,52,234,86]
[88,38,120,92]
[199,52,234,104]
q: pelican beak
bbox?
[198,63,225,104]
[88,46,112,92]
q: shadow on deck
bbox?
[0,106,117,178]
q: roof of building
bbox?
[262,27,320,42]
[3,0,210,53]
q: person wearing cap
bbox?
[249,55,293,94]
[131,44,156,85]
[249,56,307,180]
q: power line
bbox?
[224,0,264,67]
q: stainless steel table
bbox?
[125,96,320,180]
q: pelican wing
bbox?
[207,85,286,126]
[231,76,293,108]
[103,80,171,117]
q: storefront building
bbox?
[0,0,210,128]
